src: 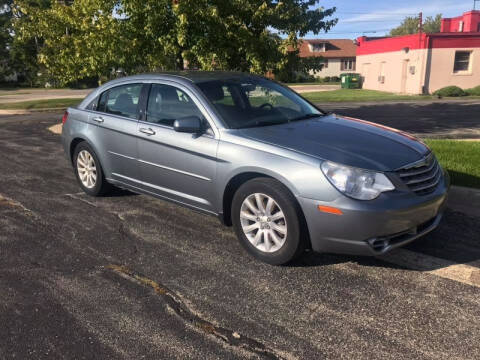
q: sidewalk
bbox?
[0,88,91,104]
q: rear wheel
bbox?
[73,142,111,196]
[232,178,305,265]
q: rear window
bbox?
[97,84,143,119]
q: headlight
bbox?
[321,161,395,200]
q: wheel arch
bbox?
[69,137,87,163]
[220,170,310,248]
[221,170,311,249]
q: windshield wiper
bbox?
[289,113,325,122]
[235,119,288,129]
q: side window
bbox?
[146,84,204,127]
[86,97,98,111]
[98,91,108,113]
[102,84,142,119]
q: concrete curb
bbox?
[448,186,480,217]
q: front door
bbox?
[136,83,219,213]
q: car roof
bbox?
[110,71,264,84]
[77,71,270,110]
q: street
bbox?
[1,111,479,359]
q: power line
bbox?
[335,11,418,16]
[325,29,391,34]
[341,20,406,23]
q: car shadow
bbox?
[289,209,480,272]
[104,187,139,198]
[447,170,480,189]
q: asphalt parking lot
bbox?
[321,99,480,139]
[1,112,480,359]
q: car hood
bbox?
[237,114,429,172]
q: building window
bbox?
[311,43,326,52]
[341,58,356,71]
[453,51,471,73]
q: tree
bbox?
[390,14,442,36]
[13,0,127,86]
[13,0,337,85]
[8,0,53,86]
[118,0,337,74]
[0,0,14,80]
[423,14,442,34]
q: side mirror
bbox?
[173,116,203,133]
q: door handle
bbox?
[139,127,156,135]
[92,116,104,123]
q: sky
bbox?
[306,0,479,40]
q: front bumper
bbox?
[297,171,449,256]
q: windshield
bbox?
[196,77,324,129]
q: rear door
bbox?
[88,83,145,185]
[136,82,219,212]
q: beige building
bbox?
[356,11,480,94]
[298,39,357,78]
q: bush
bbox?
[433,86,466,97]
[465,85,480,96]
[323,76,331,82]
[330,76,340,83]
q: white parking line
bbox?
[380,249,480,288]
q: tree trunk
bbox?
[176,50,184,70]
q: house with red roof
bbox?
[356,10,480,94]
[298,39,357,78]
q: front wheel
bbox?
[232,178,306,265]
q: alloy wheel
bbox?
[240,193,287,253]
[77,150,97,189]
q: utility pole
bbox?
[418,12,423,34]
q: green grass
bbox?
[302,89,437,103]
[425,139,480,189]
[0,98,81,110]
[286,82,340,86]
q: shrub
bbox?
[433,86,466,97]
[330,76,340,83]
[323,76,331,82]
[465,85,480,96]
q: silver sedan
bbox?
[62,72,449,265]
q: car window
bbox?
[98,91,108,113]
[197,78,322,129]
[246,84,302,113]
[146,84,204,127]
[86,97,98,111]
[98,84,142,119]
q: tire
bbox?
[73,141,111,196]
[231,177,306,265]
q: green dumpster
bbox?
[340,73,361,89]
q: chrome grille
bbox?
[396,154,441,195]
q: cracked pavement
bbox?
[1,112,480,359]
